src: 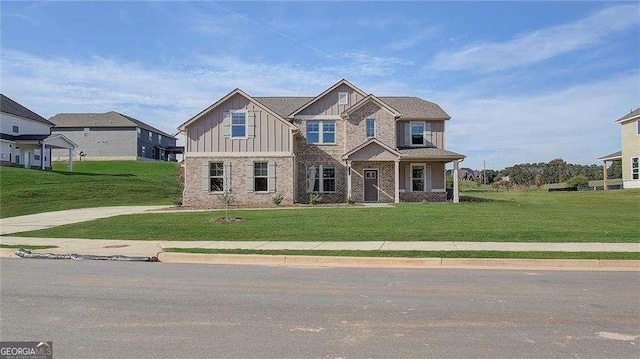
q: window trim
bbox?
[12,119,19,134]
[209,162,225,193]
[253,161,269,192]
[632,157,639,180]
[306,120,336,144]
[410,121,426,147]
[366,118,375,138]
[338,92,349,105]
[306,165,336,193]
[411,164,426,192]
[230,110,248,139]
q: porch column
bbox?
[68,149,74,172]
[41,142,46,170]
[602,160,608,191]
[346,160,352,198]
[394,159,400,203]
[453,160,460,203]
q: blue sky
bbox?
[1,1,638,170]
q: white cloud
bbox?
[438,70,640,169]
[387,26,439,51]
[431,4,640,73]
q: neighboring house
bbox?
[173,131,187,163]
[1,94,75,170]
[600,108,640,189]
[49,111,180,161]
[178,79,466,206]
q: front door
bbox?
[364,169,379,202]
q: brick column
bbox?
[453,160,460,203]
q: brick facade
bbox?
[183,156,295,207]
[181,81,462,207]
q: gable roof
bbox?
[615,107,640,123]
[342,138,401,160]
[0,94,51,125]
[49,111,175,138]
[178,88,297,132]
[378,97,450,120]
[341,94,401,119]
[288,79,368,118]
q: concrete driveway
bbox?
[0,206,172,235]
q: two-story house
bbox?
[600,108,639,189]
[1,94,75,170]
[179,80,466,206]
[49,111,180,161]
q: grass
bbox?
[0,161,182,218]
[164,248,640,260]
[13,189,640,243]
[0,244,58,250]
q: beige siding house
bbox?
[179,80,466,207]
[617,108,639,188]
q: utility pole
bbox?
[483,160,487,185]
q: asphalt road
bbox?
[1,259,638,358]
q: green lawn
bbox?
[0,161,182,218]
[14,189,640,242]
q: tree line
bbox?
[480,158,622,186]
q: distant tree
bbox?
[608,161,622,179]
[534,174,544,188]
[566,175,589,189]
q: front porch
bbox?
[5,134,76,171]
[343,139,465,203]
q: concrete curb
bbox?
[157,252,640,270]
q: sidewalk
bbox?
[1,236,638,257]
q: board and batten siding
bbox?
[396,120,445,148]
[297,84,365,117]
[187,94,291,153]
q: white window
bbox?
[254,162,268,192]
[12,119,19,133]
[148,131,152,141]
[306,165,335,193]
[209,162,225,192]
[366,119,375,138]
[83,128,90,137]
[306,121,335,144]
[141,146,145,156]
[137,128,141,138]
[158,134,162,143]
[633,157,639,180]
[338,92,349,105]
[411,165,425,191]
[231,111,247,138]
[411,122,425,146]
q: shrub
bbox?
[566,175,589,189]
[346,194,356,205]
[309,193,321,205]
[272,192,284,206]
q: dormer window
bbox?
[338,92,348,105]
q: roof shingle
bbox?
[0,94,51,125]
[49,111,175,138]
